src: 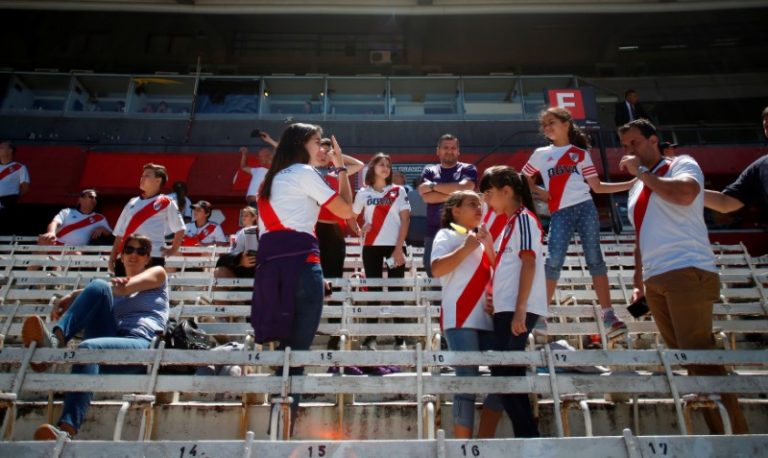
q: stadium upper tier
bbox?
[1,71,572,121]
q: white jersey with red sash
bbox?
[522,144,598,214]
[481,206,509,244]
[353,185,410,246]
[53,208,111,246]
[183,221,226,246]
[0,162,30,197]
[114,194,185,257]
[492,207,548,316]
[257,164,337,236]
[431,228,493,331]
[627,155,716,281]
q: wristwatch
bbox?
[636,165,650,176]
[335,166,348,174]
[428,182,436,191]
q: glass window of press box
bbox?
[1,73,72,112]
[128,76,195,115]
[326,78,387,118]
[462,76,523,120]
[196,77,261,116]
[390,77,461,119]
[260,77,324,117]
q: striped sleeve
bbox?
[517,213,536,257]
[522,150,541,177]
[580,149,598,179]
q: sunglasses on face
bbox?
[123,245,149,256]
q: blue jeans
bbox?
[491,311,540,438]
[545,199,607,281]
[273,262,325,434]
[444,328,502,428]
[423,235,434,278]
[54,280,152,432]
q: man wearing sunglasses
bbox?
[109,163,185,275]
[38,189,112,246]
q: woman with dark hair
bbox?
[22,233,169,440]
[252,123,353,436]
[352,152,411,351]
[522,107,635,339]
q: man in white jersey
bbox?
[109,163,185,275]
[38,189,112,246]
[619,119,747,435]
[0,141,30,235]
[240,131,278,206]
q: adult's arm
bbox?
[38,219,60,245]
[703,190,745,213]
[619,156,700,206]
[108,236,122,273]
[324,136,354,219]
[239,147,253,175]
[112,265,167,296]
[392,210,410,266]
[19,181,30,195]
[162,230,185,257]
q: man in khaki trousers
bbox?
[618,119,748,435]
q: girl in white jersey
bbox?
[480,165,545,438]
[522,107,635,339]
[352,153,411,351]
[431,190,502,439]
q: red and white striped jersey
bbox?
[492,207,548,317]
[184,221,226,245]
[522,144,598,214]
[353,185,410,246]
[114,194,185,257]
[257,164,337,236]
[481,206,509,245]
[0,161,30,197]
[431,228,493,331]
[53,208,112,246]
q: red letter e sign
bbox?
[547,89,585,120]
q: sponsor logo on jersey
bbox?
[547,165,580,178]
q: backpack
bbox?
[160,318,212,375]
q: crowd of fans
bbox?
[5,105,767,440]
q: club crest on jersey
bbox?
[569,152,580,162]
[88,217,96,224]
[153,200,163,211]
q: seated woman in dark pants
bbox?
[22,233,169,440]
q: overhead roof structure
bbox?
[1,0,767,15]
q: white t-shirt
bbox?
[627,155,716,280]
[113,194,186,257]
[353,185,411,246]
[522,144,598,214]
[481,206,509,244]
[492,208,548,317]
[0,161,30,197]
[52,208,112,246]
[184,221,227,245]
[258,164,337,236]
[230,226,259,255]
[166,192,192,220]
[246,167,269,197]
[432,228,493,331]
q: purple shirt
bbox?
[421,162,478,237]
